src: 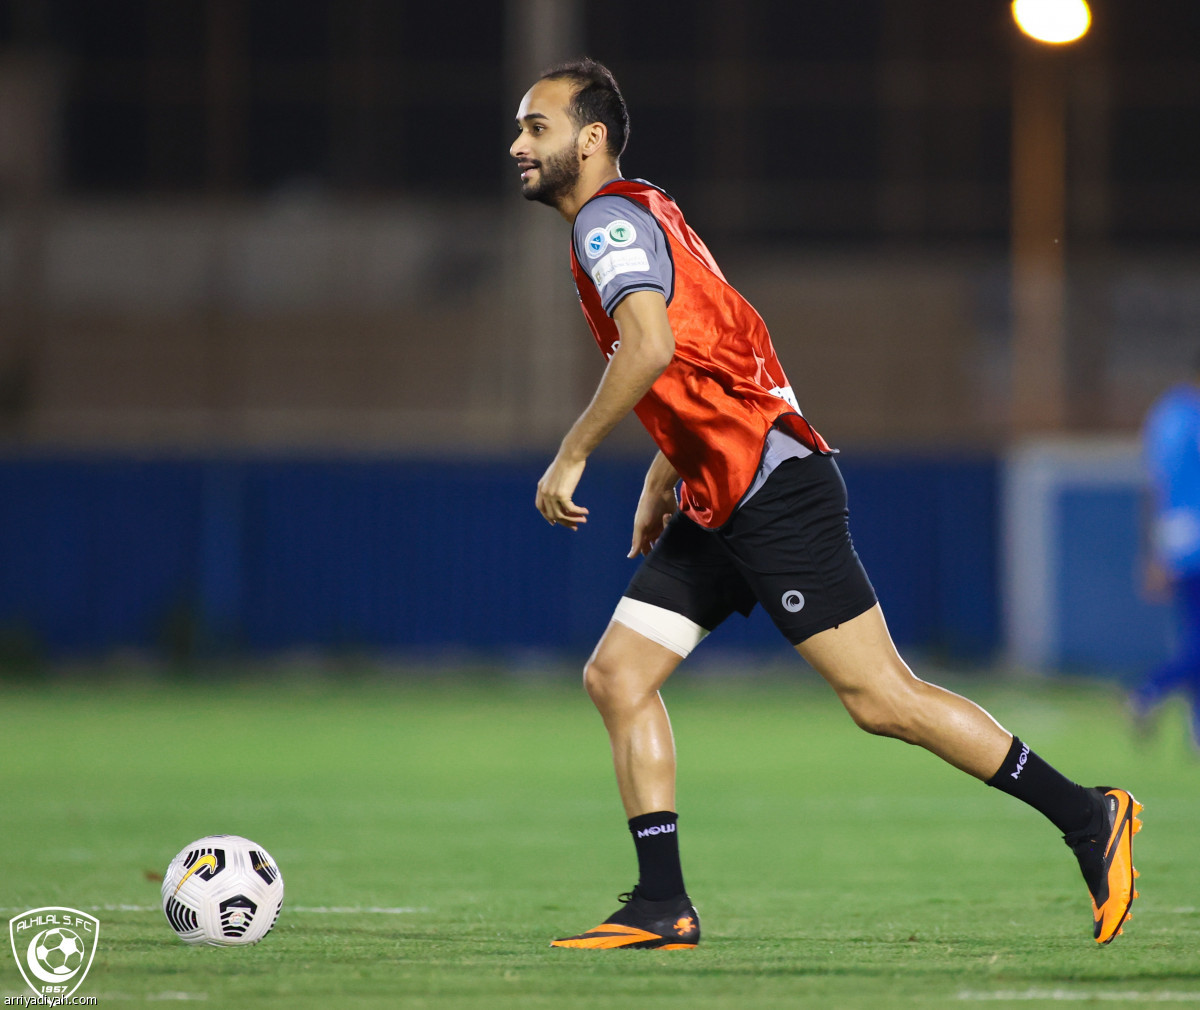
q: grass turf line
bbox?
[1,671,1198,1008]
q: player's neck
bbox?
[558,163,623,223]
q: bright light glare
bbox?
[1012,0,1091,44]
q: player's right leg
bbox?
[552,515,748,950]
[549,514,747,950]
[1130,654,1187,732]
[550,617,700,949]
[1170,573,1200,748]
[549,510,744,945]
[1133,572,1200,744]
[582,618,687,818]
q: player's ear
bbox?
[578,121,609,160]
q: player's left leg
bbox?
[1133,572,1200,745]
[1169,573,1200,748]
[1131,580,1194,728]
[718,453,1140,943]
[794,604,1012,776]
[796,604,1141,944]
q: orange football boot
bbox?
[551,890,700,950]
[1066,787,1143,944]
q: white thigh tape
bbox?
[611,596,709,658]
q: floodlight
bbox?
[1012,0,1091,45]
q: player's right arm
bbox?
[629,451,679,558]
[535,290,675,530]
[537,198,676,532]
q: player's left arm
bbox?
[535,290,675,529]
[628,450,679,558]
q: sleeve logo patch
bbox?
[584,227,609,259]
[606,220,637,246]
[591,248,651,291]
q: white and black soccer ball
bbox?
[161,834,284,946]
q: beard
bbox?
[521,143,582,207]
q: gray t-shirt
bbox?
[572,195,673,316]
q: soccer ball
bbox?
[34,928,84,975]
[161,835,284,946]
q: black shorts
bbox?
[623,454,877,646]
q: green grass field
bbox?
[2,667,1198,1009]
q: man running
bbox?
[509,57,1140,949]
[1135,359,1200,746]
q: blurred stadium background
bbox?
[0,0,1197,678]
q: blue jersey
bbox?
[1144,383,1200,574]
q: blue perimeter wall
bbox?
[0,453,1000,662]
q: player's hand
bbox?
[1141,557,1173,603]
[629,485,677,558]
[536,452,590,530]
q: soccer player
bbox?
[1135,359,1200,746]
[509,57,1140,949]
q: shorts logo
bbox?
[781,590,806,613]
[584,227,609,259]
[606,220,636,246]
[9,906,100,1002]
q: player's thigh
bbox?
[622,510,757,640]
[792,602,912,696]
[585,619,688,706]
[585,512,753,705]
[718,454,877,646]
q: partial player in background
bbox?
[1135,354,1200,747]
[510,57,1140,950]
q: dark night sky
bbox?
[1,0,1197,244]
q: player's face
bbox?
[510,79,582,207]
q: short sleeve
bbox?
[572,196,673,316]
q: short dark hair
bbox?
[539,57,629,159]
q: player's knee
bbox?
[582,652,655,716]
[839,667,922,741]
[844,696,906,739]
[582,654,620,712]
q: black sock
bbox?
[628,811,686,901]
[986,736,1099,836]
